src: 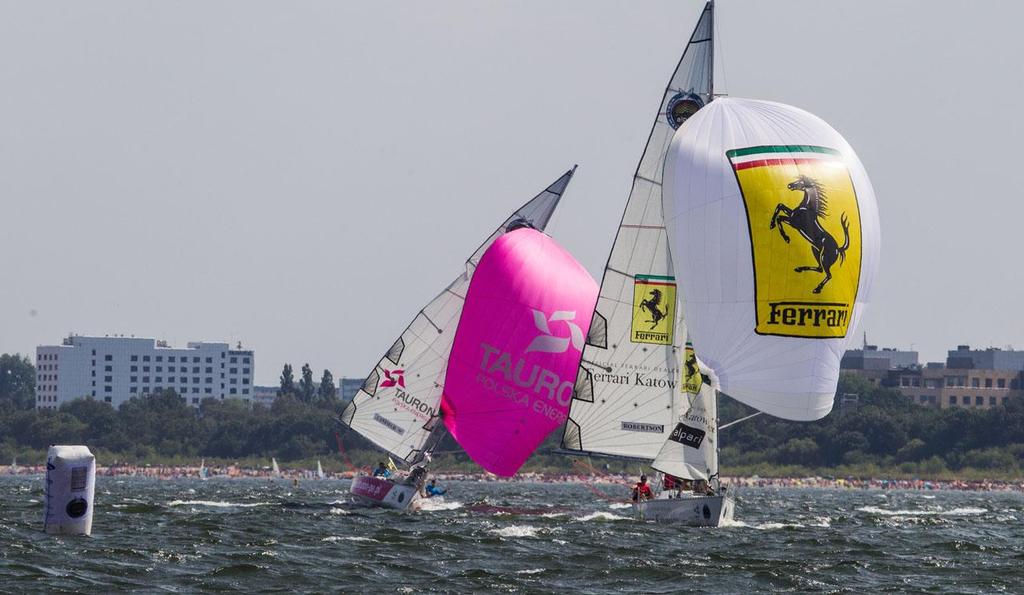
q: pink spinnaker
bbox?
[441,228,598,476]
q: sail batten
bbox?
[561,2,714,461]
[340,168,577,464]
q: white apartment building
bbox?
[36,335,254,410]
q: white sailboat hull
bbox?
[633,491,734,527]
[349,475,422,511]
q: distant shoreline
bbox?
[5,464,1023,493]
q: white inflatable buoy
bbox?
[44,445,95,535]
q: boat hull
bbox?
[349,475,421,511]
[633,492,734,527]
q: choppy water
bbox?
[2,476,1023,593]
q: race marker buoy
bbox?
[44,445,96,535]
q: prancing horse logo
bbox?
[638,289,666,330]
[769,175,850,294]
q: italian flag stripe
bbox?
[636,274,675,285]
[727,145,840,158]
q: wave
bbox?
[574,511,631,522]
[488,525,541,538]
[329,507,350,515]
[607,502,632,510]
[857,506,987,517]
[167,500,268,508]
[418,498,462,512]
[322,536,376,543]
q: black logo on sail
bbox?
[668,422,705,449]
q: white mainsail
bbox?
[340,168,577,464]
[561,3,714,461]
[316,460,325,480]
[271,457,281,478]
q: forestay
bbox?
[663,98,880,421]
[560,3,714,461]
[340,168,577,464]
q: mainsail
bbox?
[662,98,880,421]
[340,168,577,464]
[560,2,714,461]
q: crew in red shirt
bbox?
[632,474,653,502]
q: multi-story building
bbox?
[841,344,1024,410]
[35,335,254,410]
[339,377,363,403]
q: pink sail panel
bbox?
[442,228,597,476]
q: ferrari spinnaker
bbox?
[663,97,880,421]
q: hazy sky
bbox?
[3,1,1022,384]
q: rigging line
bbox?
[719,411,762,430]
[634,175,662,187]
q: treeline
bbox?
[2,353,1024,477]
[720,374,1024,476]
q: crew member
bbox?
[632,474,653,502]
[372,461,391,478]
[424,479,447,498]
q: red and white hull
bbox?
[349,475,421,510]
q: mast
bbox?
[708,1,714,101]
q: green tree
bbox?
[0,354,36,411]
[279,363,295,397]
[299,363,315,402]
[318,369,335,402]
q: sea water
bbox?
[1,476,1022,592]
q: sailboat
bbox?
[560,1,879,526]
[271,457,281,480]
[340,168,579,510]
[199,459,209,481]
[316,460,325,480]
[9,457,18,475]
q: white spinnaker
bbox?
[561,3,714,461]
[663,98,880,421]
[651,358,718,481]
[341,168,576,464]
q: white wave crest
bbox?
[167,500,268,508]
[418,498,462,512]
[516,568,544,575]
[489,525,541,538]
[607,502,632,510]
[322,536,376,543]
[329,507,350,515]
[574,511,631,522]
[857,506,987,517]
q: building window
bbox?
[143,387,149,393]
[997,378,1006,389]
[168,366,175,372]
[242,368,250,375]
[1004,397,1010,405]
[243,357,250,364]
[131,377,137,383]
[180,377,187,383]
[230,368,237,374]
[156,356,163,362]
[230,378,237,385]
[155,377,162,383]
[104,396,112,403]
[143,366,150,372]
[205,377,213,384]
[230,357,237,363]
[192,398,199,404]
[242,388,249,395]
[205,367,213,373]
[104,386,112,392]
[193,366,200,373]
[242,378,249,385]
[205,388,212,394]
[92,349,96,356]
[143,355,150,362]
[230,388,237,395]
[131,355,138,362]
[989,396,997,406]
[972,378,979,388]
[104,354,112,361]
[105,365,112,372]
[156,366,162,372]
[169,356,176,362]
[143,376,150,383]
[192,387,199,394]
[195,357,201,363]
[131,365,138,372]
[193,377,199,384]
[104,376,112,382]
[130,386,137,393]
[975,396,983,406]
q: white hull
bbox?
[633,491,734,527]
[349,475,422,511]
